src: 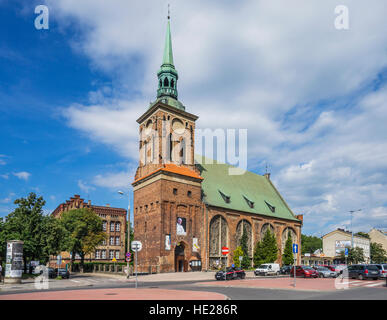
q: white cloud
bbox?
[47,0,387,235]
[13,171,31,181]
[77,180,96,194]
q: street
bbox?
[0,271,385,300]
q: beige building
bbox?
[322,229,370,263]
[368,228,387,252]
[51,195,127,266]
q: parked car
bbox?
[254,263,280,276]
[280,265,292,275]
[215,267,239,280]
[371,264,387,279]
[55,268,70,279]
[233,267,246,279]
[334,264,347,275]
[312,266,337,278]
[347,264,380,280]
[290,265,318,278]
[47,267,56,279]
[322,265,337,273]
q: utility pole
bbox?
[349,209,362,248]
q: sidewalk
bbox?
[0,287,228,300]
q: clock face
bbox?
[172,118,185,134]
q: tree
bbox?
[282,231,294,266]
[232,246,244,267]
[301,234,322,254]
[240,226,250,269]
[0,193,47,272]
[60,208,107,272]
[41,215,66,263]
[340,247,365,264]
[355,232,370,239]
[370,242,387,263]
[253,229,278,267]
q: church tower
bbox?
[132,15,204,273]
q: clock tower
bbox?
[132,16,204,272]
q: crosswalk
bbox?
[345,280,385,288]
[69,277,125,286]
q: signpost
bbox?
[345,247,349,266]
[131,241,142,288]
[292,244,298,287]
[221,247,229,280]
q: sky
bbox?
[1,0,386,236]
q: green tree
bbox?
[301,234,322,254]
[341,247,365,264]
[60,208,107,272]
[253,229,278,267]
[0,193,47,272]
[282,232,294,265]
[240,226,250,269]
[232,246,244,267]
[41,215,66,263]
[355,232,370,239]
[370,242,387,263]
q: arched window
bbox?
[171,79,175,88]
[159,79,162,88]
[209,215,228,268]
[164,77,169,87]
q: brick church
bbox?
[132,16,303,273]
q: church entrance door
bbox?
[175,243,186,272]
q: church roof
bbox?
[195,155,300,222]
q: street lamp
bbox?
[118,190,131,279]
[349,209,362,248]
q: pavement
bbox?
[0,287,228,300]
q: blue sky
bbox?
[1,0,387,236]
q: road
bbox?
[0,272,385,300]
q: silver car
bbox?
[313,266,337,278]
[371,264,387,279]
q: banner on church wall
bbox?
[165,234,171,250]
[176,217,186,235]
[193,237,199,252]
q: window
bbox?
[187,191,192,197]
[110,222,115,232]
[115,251,120,259]
[115,222,120,232]
[110,236,114,245]
[102,239,106,246]
[95,250,100,259]
[109,250,114,259]
[102,221,107,231]
[164,77,169,87]
[218,190,230,203]
[243,196,254,208]
[101,250,106,259]
[115,236,120,246]
[173,188,178,195]
[264,200,276,213]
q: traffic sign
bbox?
[292,244,298,254]
[131,240,142,252]
[56,255,62,265]
[125,257,131,262]
[345,248,349,257]
[112,258,117,262]
[238,256,243,262]
[221,246,229,255]
[126,252,131,258]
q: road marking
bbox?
[365,282,384,287]
[70,279,80,283]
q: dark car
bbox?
[47,267,56,279]
[280,265,292,275]
[233,267,246,279]
[55,268,70,279]
[347,264,380,280]
[290,265,318,278]
[215,267,245,280]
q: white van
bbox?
[254,263,280,276]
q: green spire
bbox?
[157,15,178,100]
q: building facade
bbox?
[368,228,387,252]
[51,195,127,266]
[132,17,303,273]
[322,229,370,263]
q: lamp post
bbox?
[118,190,131,279]
[349,209,362,249]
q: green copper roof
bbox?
[162,20,174,66]
[195,155,300,222]
[149,96,185,111]
[157,18,179,101]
